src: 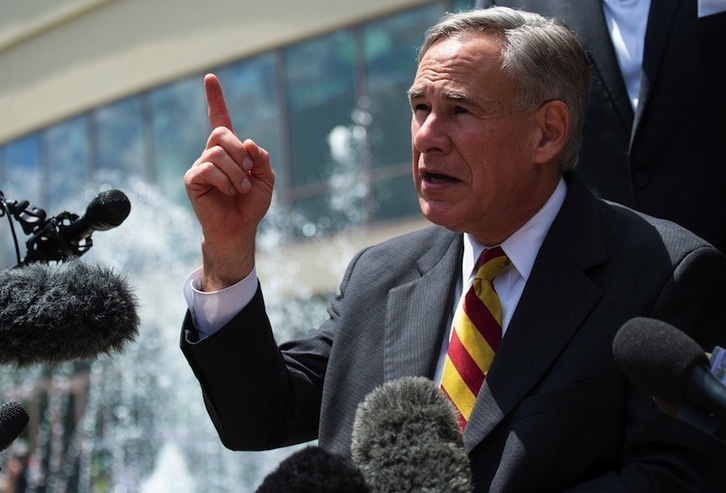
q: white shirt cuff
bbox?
[183,266,259,340]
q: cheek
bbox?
[410,123,421,175]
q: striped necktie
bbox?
[441,246,510,430]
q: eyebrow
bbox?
[406,88,424,101]
[407,87,477,106]
[442,91,470,103]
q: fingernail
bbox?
[240,178,251,192]
[242,157,253,170]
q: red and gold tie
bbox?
[441,246,510,430]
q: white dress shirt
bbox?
[602,0,651,110]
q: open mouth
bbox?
[422,171,458,184]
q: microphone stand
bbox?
[0,190,90,265]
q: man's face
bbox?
[409,32,547,245]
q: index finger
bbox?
[204,73,235,133]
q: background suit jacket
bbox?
[182,173,726,492]
[476,0,726,253]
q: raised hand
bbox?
[184,74,275,290]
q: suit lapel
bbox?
[384,231,462,381]
[464,174,607,450]
[568,0,634,129]
[633,0,680,138]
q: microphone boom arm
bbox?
[0,189,129,265]
[23,210,92,263]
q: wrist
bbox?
[200,235,255,291]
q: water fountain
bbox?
[0,173,346,492]
[0,94,393,491]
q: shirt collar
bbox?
[463,177,567,281]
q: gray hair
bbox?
[419,7,590,171]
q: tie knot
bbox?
[475,247,510,282]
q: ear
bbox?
[533,100,569,165]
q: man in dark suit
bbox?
[181,7,726,492]
[477,0,726,253]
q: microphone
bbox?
[0,260,139,366]
[24,189,131,263]
[350,376,473,493]
[612,317,726,439]
[0,401,29,451]
[59,189,130,241]
[255,445,370,492]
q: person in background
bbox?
[1,441,30,493]
[180,7,726,492]
[477,0,726,253]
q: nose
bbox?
[412,112,448,154]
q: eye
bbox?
[412,103,430,114]
[453,106,468,115]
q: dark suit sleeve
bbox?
[180,283,330,451]
[626,246,726,491]
[584,246,726,492]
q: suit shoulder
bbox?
[368,224,456,251]
[598,199,719,259]
[349,225,458,275]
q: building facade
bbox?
[1,0,470,270]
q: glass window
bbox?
[364,4,445,171]
[453,0,475,11]
[1,134,42,203]
[94,95,146,180]
[1,1,465,248]
[361,4,446,224]
[286,30,357,188]
[216,53,284,188]
[150,77,208,204]
[0,135,42,265]
[42,115,90,211]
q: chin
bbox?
[420,204,464,233]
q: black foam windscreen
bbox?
[255,445,369,492]
[612,317,708,406]
[0,260,139,366]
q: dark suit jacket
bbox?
[182,174,726,492]
[476,0,726,253]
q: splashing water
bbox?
[0,103,389,491]
[0,174,338,492]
